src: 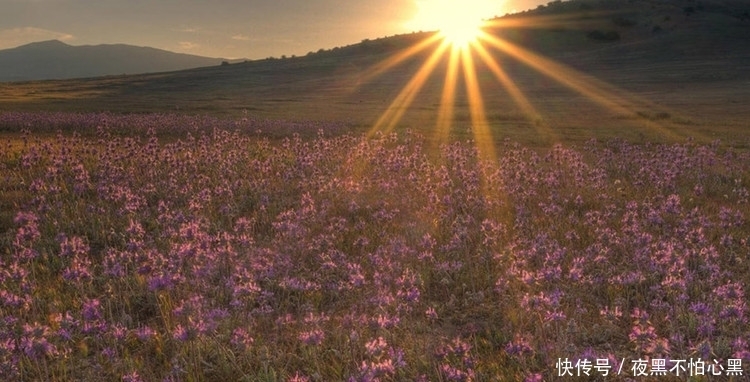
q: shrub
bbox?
[586,30,621,42]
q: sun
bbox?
[439,17,484,48]
[409,0,499,48]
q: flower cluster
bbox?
[0,113,748,380]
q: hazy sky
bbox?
[0,0,550,59]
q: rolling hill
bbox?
[0,40,234,82]
[0,0,748,144]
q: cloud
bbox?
[0,27,74,49]
[178,41,199,50]
[231,34,251,41]
[173,27,199,33]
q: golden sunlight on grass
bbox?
[364,12,696,159]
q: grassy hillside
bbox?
[0,0,748,145]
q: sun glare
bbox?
[366,2,678,161]
[410,0,498,48]
[439,18,483,48]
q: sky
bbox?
[0,0,551,59]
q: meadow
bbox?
[1,112,748,381]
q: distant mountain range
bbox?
[0,40,238,82]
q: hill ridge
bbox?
[0,40,234,82]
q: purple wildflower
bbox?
[298,329,325,346]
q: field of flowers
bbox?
[1,112,749,381]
